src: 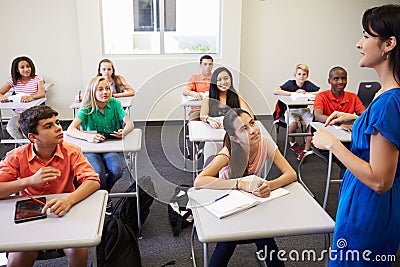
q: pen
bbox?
[27,195,46,206]
[214,193,229,202]
[78,90,81,102]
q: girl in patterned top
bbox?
[0,56,45,139]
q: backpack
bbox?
[113,176,156,234]
[168,184,193,236]
[96,213,142,267]
[273,100,287,121]
[96,176,156,266]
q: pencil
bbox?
[27,195,46,206]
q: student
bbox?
[67,76,134,192]
[0,105,100,267]
[97,59,135,97]
[314,66,365,131]
[194,108,296,267]
[200,67,253,129]
[273,64,321,160]
[183,55,214,121]
[0,56,46,139]
[314,66,366,178]
[312,5,400,266]
[75,59,135,102]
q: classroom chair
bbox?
[357,81,381,108]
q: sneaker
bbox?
[196,148,204,160]
[290,143,303,154]
[297,150,307,161]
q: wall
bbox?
[240,0,398,115]
[0,0,242,121]
[0,0,82,120]
[76,0,242,121]
[1,0,398,120]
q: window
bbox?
[101,0,220,55]
[133,0,176,32]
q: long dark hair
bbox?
[208,67,240,116]
[222,108,252,178]
[362,4,400,85]
[11,56,36,86]
[97,59,125,93]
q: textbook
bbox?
[188,177,290,219]
[290,93,315,101]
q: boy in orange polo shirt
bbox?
[0,105,100,267]
[183,55,214,121]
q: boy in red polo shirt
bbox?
[0,105,100,267]
[314,66,365,129]
[313,66,365,177]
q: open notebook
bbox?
[188,176,290,219]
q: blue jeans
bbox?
[208,238,284,267]
[84,152,125,192]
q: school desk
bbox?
[0,190,108,267]
[63,128,143,234]
[0,97,47,137]
[188,182,335,266]
[273,95,314,157]
[181,94,202,169]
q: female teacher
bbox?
[312,4,400,266]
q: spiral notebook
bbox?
[188,178,290,219]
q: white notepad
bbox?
[189,182,290,219]
[8,93,29,102]
[290,93,315,101]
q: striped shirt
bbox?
[7,75,43,95]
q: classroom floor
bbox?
[0,119,399,267]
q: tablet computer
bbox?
[14,197,47,224]
[98,132,120,140]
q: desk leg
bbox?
[183,106,187,169]
[203,243,208,267]
[192,141,197,181]
[133,151,141,237]
[190,224,197,267]
[0,109,4,137]
[92,247,98,267]
[283,107,289,157]
[323,151,333,209]
[324,233,331,266]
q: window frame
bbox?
[99,0,222,56]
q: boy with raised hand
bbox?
[0,105,100,267]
